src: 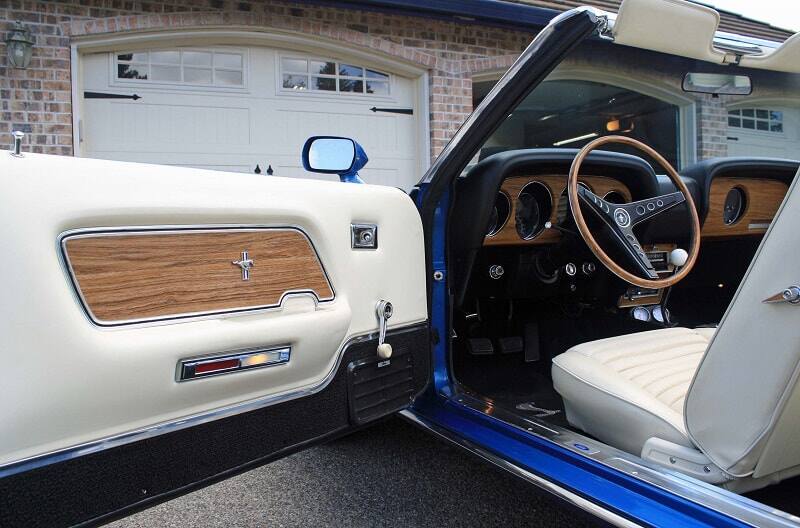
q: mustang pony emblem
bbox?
[232,250,254,281]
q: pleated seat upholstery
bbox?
[552,327,714,456]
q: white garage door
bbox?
[727,106,800,159]
[79,45,422,189]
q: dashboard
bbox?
[700,177,788,237]
[484,174,631,246]
[450,149,798,318]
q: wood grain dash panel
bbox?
[485,174,631,246]
[62,228,334,325]
[701,177,788,238]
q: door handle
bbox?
[763,285,800,304]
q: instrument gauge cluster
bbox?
[723,187,746,225]
[515,181,552,240]
[486,192,511,236]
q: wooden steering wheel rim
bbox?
[567,135,701,289]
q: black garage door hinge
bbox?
[84,91,141,100]
[370,106,413,115]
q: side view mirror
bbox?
[301,136,369,184]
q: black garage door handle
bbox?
[84,91,141,100]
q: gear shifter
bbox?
[669,248,688,268]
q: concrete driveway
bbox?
[109,417,601,527]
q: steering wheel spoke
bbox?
[615,226,659,280]
[623,191,686,227]
[576,184,614,221]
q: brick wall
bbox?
[0,0,533,159]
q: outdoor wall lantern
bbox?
[5,21,35,69]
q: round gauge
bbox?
[556,183,591,224]
[603,190,627,204]
[515,181,552,240]
[631,306,652,322]
[486,192,511,236]
[723,187,746,225]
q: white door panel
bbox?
[0,152,427,467]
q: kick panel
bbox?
[61,227,334,325]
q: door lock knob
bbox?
[376,300,393,359]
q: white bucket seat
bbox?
[553,170,800,492]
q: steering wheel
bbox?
[567,135,701,289]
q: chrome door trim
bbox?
[57,224,336,328]
[451,389,800,528]
[399,409,643,528]
[0,321,428,479]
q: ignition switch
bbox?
[489,264,505,280]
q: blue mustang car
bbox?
[2,1,800,526]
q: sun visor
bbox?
[739,32,800,74]
[613,0,727,64]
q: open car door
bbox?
[0,151,429,527]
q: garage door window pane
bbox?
[282,58,307,73]
[150,51,180,64]
[118,63,148,79]
[339,64,363,77]
[283,74,309,90]
[728,108,784,134]
[185,67,213,84]
[312,77,336,91]
[118,52,147,63]
[366,69,389,81]
[216,69,243,86]
[311,61,336,75]
[366,81,389,95]
[339,79,364,93]
[184,51,212,66]
[215,53,242,69]
[281,56,390,95]
[115,49,244,87]
[151,64,181,82]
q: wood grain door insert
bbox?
[61,227,334,326]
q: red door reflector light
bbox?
[178,346,291,381]
[194,358,239,375]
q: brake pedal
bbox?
[467,338,494,356]
[498,336,524,354]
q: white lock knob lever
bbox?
[376,300,394,359]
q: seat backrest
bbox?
[685,168,800,478]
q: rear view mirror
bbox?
[302,136,369,183]
[682,73,752,95]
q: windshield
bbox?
[473,39,800,170]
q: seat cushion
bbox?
[552,327,713,456]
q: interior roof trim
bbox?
[0,321,428,479]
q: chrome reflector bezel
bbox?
[178,346,291,381]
